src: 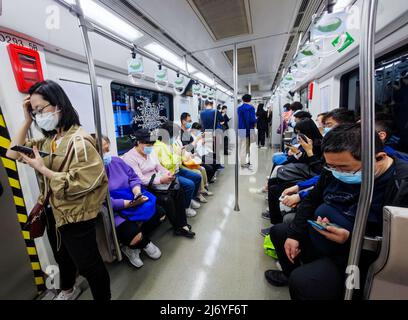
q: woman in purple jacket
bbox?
[102,136,162,268]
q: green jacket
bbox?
[25,125,108,227]
[154,140,183,174]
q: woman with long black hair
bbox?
[7,80,110,300]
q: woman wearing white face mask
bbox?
[7,80,110,301]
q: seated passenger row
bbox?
[102,117,223,268]
[260,102,408,300]
[6,80,224,301]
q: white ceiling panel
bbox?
[124,0,302,93]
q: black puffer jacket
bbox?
[287,157,408,241]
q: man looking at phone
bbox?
[265,124,408,300]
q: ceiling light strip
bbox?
[54,0,232,96]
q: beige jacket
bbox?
[25,125,108,227]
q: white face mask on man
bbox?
[35,109,60,131]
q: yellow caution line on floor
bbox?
[35,277,44,286]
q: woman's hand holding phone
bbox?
[298,134,313,156]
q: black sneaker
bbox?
[260,227,272,237]
[262,211,270,220]
[265,270,288,287]
[174,228,196,238]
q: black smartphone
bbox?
[130,193,144,205]
[11,145,50,157]
[298,134,308,142]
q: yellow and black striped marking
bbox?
[0,108,46,294]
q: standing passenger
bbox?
[237,94,257,168]
[256,103,269,149]
[7,80,110,301]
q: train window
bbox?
[340,45,408,152]
[110,82,174,155]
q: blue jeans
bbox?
[177,168,202,208]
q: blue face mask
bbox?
[103,154,112,166]
[323,127,332,136]
[331,170,362,184]
[185,122,192,130]
[144,146,154,155]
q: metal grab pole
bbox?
[234,43,240,212]
[344,0,378,300]
[74,1,122,261]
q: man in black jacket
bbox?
[265,124,408,300]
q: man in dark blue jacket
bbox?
[238,94,257,168]
[265,124,408,300]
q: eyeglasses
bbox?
[324,165,361,175]
[30,103,52,118]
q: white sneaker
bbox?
[203,190,214,196]
[197,194,208,203]
[121,246,143,268]
[54,286,81,300]
[143,242,162,260]
[190,199,201,209]
[186,207,197,217]
[255,187,267,194]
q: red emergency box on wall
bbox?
[7,44,44,93]
[308,82,314,101]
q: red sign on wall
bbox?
[7,44,44,93]
[308,82,314,101]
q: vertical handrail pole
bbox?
[344,0,378,300]
[279,94,284,151]
[234,43,240,212]
[74,1,122,261]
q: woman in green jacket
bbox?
[7,80,110,301]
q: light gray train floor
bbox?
[80,148,290,300]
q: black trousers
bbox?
[258,128,267,146]
[224,134,229,155]
[267,178,297,224]
[201,164,216,182]
[46,208,111,300]
[116,207,162,249]
[151,189,187,229]
[270,223,346,300]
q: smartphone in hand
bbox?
[11,145,50,157]
[307,220,340,231]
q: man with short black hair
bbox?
[238,94,257,168]
[322,109,356,135]
[265,124,408,300]
[289,101,304,112]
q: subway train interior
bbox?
[0,0,408,302]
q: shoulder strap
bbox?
[43,142,75,204]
